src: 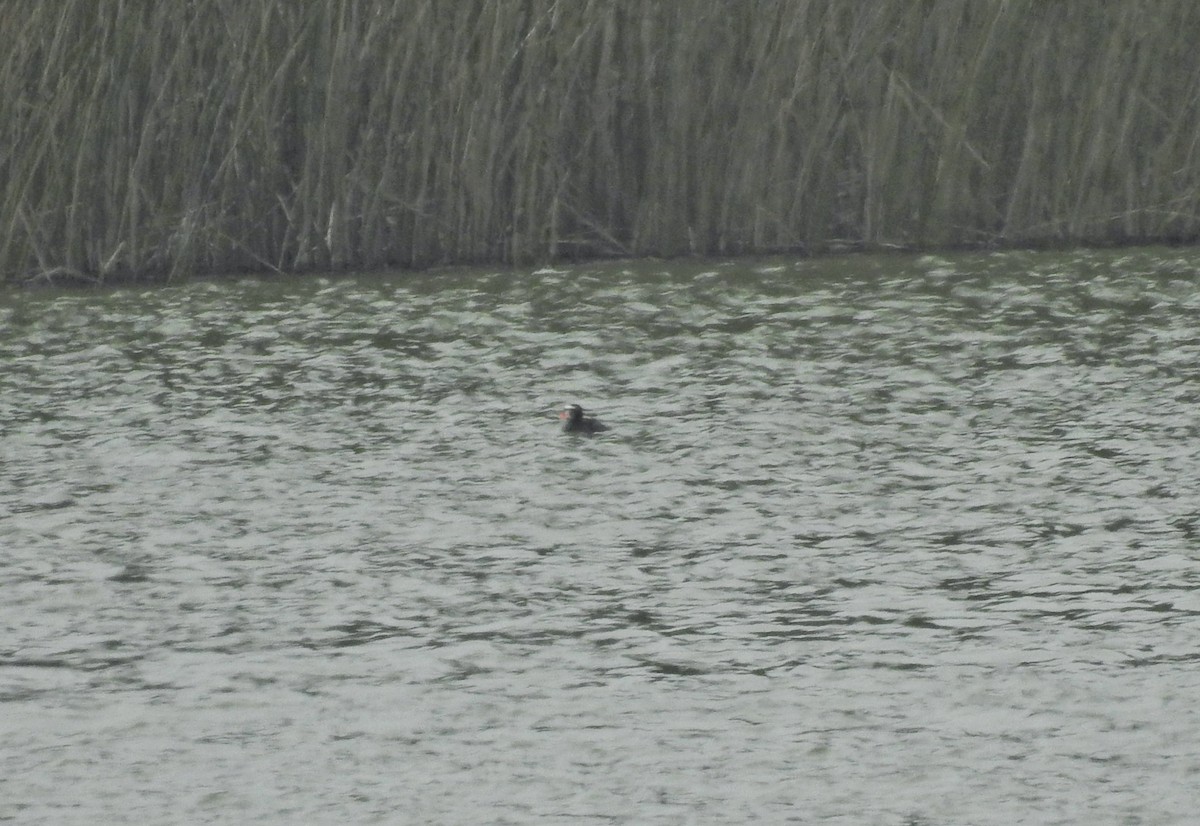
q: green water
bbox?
[3,249,1199,824]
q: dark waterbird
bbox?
[560,404,608,434]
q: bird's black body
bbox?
[560,404,607,434]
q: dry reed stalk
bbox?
[2,0,1200,284]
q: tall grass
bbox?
[3,0,1200,284]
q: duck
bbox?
[560,404,608,434]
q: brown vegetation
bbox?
[3,1,1200,284]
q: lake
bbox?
[3,249,1199,824]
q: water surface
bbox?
[3,249,1199,824]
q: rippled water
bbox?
[3,249,1200,824]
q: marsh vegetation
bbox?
[3,1,1200,284]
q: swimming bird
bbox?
[560,404,608,434]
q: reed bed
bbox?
[3,0,1200,284]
